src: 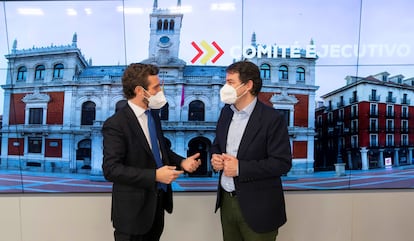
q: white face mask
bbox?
[144,89,167,109]
[220,83,245,104]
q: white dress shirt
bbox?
[128,102,163,159]
[128,101,152,148]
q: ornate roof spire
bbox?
[251,32,256,46]
[310,38,314,45]
[72,32,78,47]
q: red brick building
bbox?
[315,72,414,171]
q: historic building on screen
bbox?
[315,73,414,171]
[1,0,317,177]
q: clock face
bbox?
[160,36,170,44]
[158,36,172,48]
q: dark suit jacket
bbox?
[102,105,184,235]
[212,100,292,233]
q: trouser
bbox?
[114,190,165,241]
[220,190,278,241]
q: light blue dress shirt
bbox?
[221,98,257,192]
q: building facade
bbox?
[1,0,318,177]
[315,72,414,171]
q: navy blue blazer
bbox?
[212,100,292,233]
[102,105,184,235]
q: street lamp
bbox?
[336,122,343,164]
[335,122,346,176]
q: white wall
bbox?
[1,190,413,241]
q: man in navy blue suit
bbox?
[102,63,201,241]
[211,60,292,241]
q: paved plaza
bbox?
[0,165,413,193]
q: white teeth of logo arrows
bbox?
[191,40,224,64]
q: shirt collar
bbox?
[128,100,146,118]
[230,97,257,116]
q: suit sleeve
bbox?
[102,116,156,189]
[152,111,185,169]
[165,140,186,170]
[211,106,229,155]
[238,109,292,179]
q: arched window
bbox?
[187,137,212,177]
[81,101,96,125]
[157,19,162,30]
[188,100,205,121]
[163,19,168,30]
[278,65,288,80]
[17,66,27,81]
[169,19,175,30]
[35,65,45,81]
[296,67,305,81]
[160,103,169,120]
[76,139,91,161]
[260,64,271,79]
[53,63,64,79]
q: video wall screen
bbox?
[0,0,413,193]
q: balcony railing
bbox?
[386,96,396,103]
[349,96,358,104]
[369,95,380,101]
[350,112,358,119]
[369,111,378,117]
[369,127,379,133]
[161,121,217,131]
[401,98,410,105]
[337,101,345,108]
[401,128,409,133]
[385,127,395,133]
[386,112,395,118]
[350,128,358,134]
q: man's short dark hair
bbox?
[226,60,262,96]
[122,63,159,99]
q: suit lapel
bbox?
[124,106,153,157]
[219,107,234,152]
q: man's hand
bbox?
[156,166,184,184]
[222,153,238,177]
[181,153,201,173]
[211,153,224,171]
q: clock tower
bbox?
[143,0,185,66]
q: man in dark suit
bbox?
[211,61,292,241]
[102,63,201,241]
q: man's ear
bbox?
[135,86,144,97]
[247,79,254,91]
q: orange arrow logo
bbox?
[191,40,224,64]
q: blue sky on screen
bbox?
[0,0,413,114]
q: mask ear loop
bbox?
[143,79,165,101]
[140,86,151,107]
[236,83,249,99]
[140,86,148,96]
[235,83,245,90]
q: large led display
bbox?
[0,0,413,193]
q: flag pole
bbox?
[180,84,184,122]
